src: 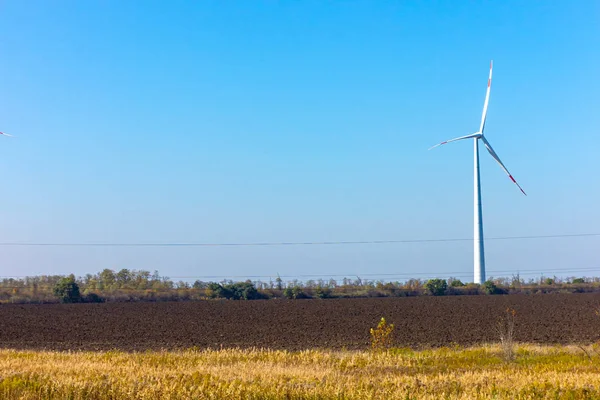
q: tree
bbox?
[193,280,208,289]
[116,269,132,287]
[315,286,332,299]
[207,282,230,299]
[53,276,82,303]
[205,281,261,300]
[228,281,261,300]
[99,269,116,289]
[283,285,307,299]
[449,278,465,287]
[483,280,501,295]
[425,278,447,296]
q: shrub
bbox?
[544,278,555,285]
[83,292,105,303]
[283,286,307,299]
[294,286,309,299]
[227,282,261,300]
[425,279,447,296]
[206,282,261,300]
[53,276,82,303]
[206,282,231,299]
[462,283,482,295]
[370,317,395,351]
[192,280,209,289]
[449,278,465,287]
[572,278,586,284]
[314,286,332,299]
[483,281,501,295]
[496,307,517,361]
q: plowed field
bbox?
[1,294,599,351]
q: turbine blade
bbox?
[0,132,12,137]
[479,60,493,133]
[428,133,481,150]
[481,136,526,195]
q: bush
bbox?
[496,307,517,361]
[227,282,262,300]
[370,317,395,351]
[53,276,82,303]
[483,281,502,295]
[425,279,447,296]
[206,282,230,299]
[314,286,332,299]
[572,278,586,284]
[283,286,308,299]
[449,279,465,287]
[83,292,105,303]
[206,282,262,300]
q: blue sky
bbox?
[0,1,598,282]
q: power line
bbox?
[0,266,597,281]
[132,267,600,280]
[128,267,598,280]
[0,233,597,247]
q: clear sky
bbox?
[0,1,598,282]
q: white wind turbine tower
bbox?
[429,61,526,284]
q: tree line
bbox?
[0,268,598,304]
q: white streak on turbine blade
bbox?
[479,60,493,133]
[480,136,526,196]
[428,142,446,150]
[428,133,481,150]
[0,132,12,137]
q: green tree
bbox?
[227,281,261,300]
[449,278,465,287]
[116,269,132,287]
[206,282,231,299]
[205,281,261,300]
[483,280,501,295]
[425,278,447,296]
[99,269,116,290]
[283,285,307,299]
[53,276,82,303]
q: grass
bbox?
[0,345,599,399]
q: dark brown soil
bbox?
[0,294,599,351]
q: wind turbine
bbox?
[429,61,526,284]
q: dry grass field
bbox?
[1,345,600,399]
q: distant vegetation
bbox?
[0,268,599,304]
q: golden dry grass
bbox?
[0,345,599,399]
